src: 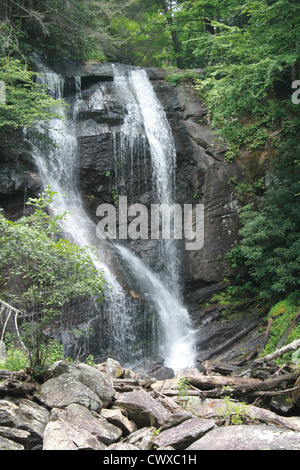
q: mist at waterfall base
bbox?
[27,60,197,373]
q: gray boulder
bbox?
[0,426,29,447]
[114,389,171,427]
[0,398,50,450]
[153,417,215,450]
[44,403,122,449]
[124,427,155,450]
[101,408,137,436]
[42,360,115,408]
[43,420,106,450]
[36,373,103,412]
[0,435,25,451]
[187,425,300,450]
[106,442,140,451]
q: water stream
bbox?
[27,61,196,371]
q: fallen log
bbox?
[247,386,299,398]
[177,371,260,391]
[192,371,300,399]
[113,385,142,393]
[253,339,300,364]
[112,378,155,392]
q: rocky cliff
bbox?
[0,58,254,367]
[0,60,242,289]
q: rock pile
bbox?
[0,358,300,451]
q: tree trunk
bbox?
[160,0,184,68]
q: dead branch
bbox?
[192,370,300,399]
[253,338,300,364]
[180,372,259,391]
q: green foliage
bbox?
[292,349,300,368]
[176,376,191,409]
[86,354,96,367]
[260,295,300,364]
[110,6,172,67]
[166,69,199,87]
[220,392,254,426]
[0,0,137,62]
[0,188,105,370]
[3,346,29,371]
[2,339,65,371]
[187,1,300,300]
[193,0,300,151]
[0,57,63,137]
[225,144,300,297]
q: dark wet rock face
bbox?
[0,60,248,367]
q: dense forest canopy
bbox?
[0,1,299,303]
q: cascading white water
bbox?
[27,61,196,371]
[129,68,181,294]
[26,68,139,364]
[116,244,195,371]
[108,65,196,370]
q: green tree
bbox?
[225,142,300,297]
[0,188,106,372]
[0,56,63,139]
[194,0,300,153]
[109,3,172,67]
[0,0,136,61]
[181,1,300,299]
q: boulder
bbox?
[145,68,168,81]
[124,427,155,450]
[80,61,114,79]
[0,398,50,450]
[186,425,300,450]
[105,358,123,378]
[187,397,300,432]
[0,435,25,451]
[36,373,102,412]
[114,389,171,427]
[9,397,50,447]
[43,360,115,407]
[0,399,21,428]
[0,426,29,447]
[159,412,194,431]
[43,420,106,450]
[50,404,122,446]
[75,362,115,406]
[101,408,137,436]
[153,417,215,450]
[149,366,175,381]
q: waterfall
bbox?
[116,245,195,371]
[129,68,181,294]
[110,66,196,369]
[26,68,140,366]
[27,60,196,371]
